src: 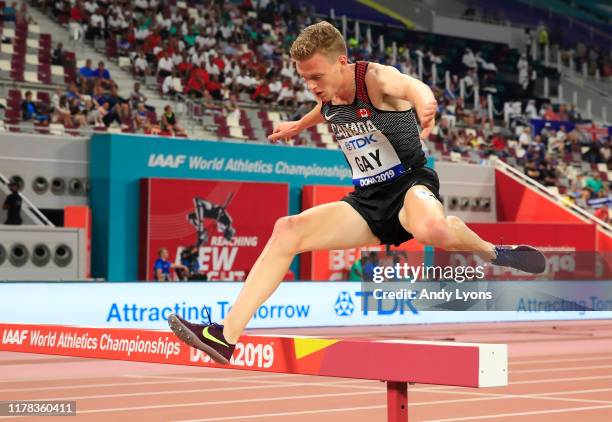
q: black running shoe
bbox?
[167,314,235,364]
[491,245,547,274]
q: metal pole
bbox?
[587,99,592,119]
[387,381,408,422]
[432,63,437,87]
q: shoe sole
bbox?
[515,245,547,274]
[167,314,230,365]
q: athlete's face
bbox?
[295,53,347,102]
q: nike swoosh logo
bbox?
[202,326,229,348]
[324,112,338,120]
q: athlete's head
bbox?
[290,21,348,102]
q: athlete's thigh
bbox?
[293,201,380,252]
[398,185,445,234]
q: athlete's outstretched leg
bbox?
[399,185,495,259]
[222,201,379,343]
[399,185,545,273]
[168,201,380,363]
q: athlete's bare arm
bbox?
[267,100,325,142]
[366,63,438,139]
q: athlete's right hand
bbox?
[268,121,302,143]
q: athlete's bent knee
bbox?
[270,215,303,253]
[412,217,450,247]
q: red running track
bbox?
[1,320,612,421]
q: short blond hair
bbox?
[290,21,347,61]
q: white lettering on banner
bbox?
[225,159,274,174]
[148,153,352,180]
[2,329,29,345]
[199,247,238,272]
[147,153,186,168]
[210,236,259,247]
[190,342,275,368]
[189,156,225,171]
[30,330,57,347]
[274,162,352,180]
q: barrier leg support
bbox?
[387,381,408,422]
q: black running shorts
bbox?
[341,166,442,246]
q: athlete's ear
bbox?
[338,55,348,66]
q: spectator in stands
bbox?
[130,82,154,112]
[153,247,186,282]
[21,91,49,125]
[278,81,295,109]
[348,256,366,281]
[537,24,549,60]
[92,61,112,89]
[568,104,581,121]
[87,9,105,41]
[162,70,181,97]
[53,95,74,127]
[462,48,477,72]
[586,173,604,196]
[185,68,207,99]
[517,54,529,92]
[524,99,538,119]
[133,103,152,132]
[557,104,569,121]
[134,52,150,78]
[3,181,22,225]
[543,104,559,121]
[157,51,174,78]
[180,245,202,280]
[105,85,130,128]
[52,42,66,66]
[251,77,272,105]
[160,105,185,136]
[79,59,95,93]
[518,126,532,147]
[2,2,16,22]
[206,74,223,100]
[88,101,108,128]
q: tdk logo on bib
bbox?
[343,134,377,151]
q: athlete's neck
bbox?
[332,64,356,105]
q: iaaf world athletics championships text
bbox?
[372,264,486,283]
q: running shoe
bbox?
[491,245,546,274]
[167,313,235,365]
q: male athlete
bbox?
[168,21,546,364]
[188,194,236,247]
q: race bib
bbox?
[339,130,405,187]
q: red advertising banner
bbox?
[139,178,288,281]
[0,322,499,387]
[301,185,425,280]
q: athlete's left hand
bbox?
[417,100,437,139]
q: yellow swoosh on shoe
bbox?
[202,326,229,348]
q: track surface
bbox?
[1,320,612,421]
